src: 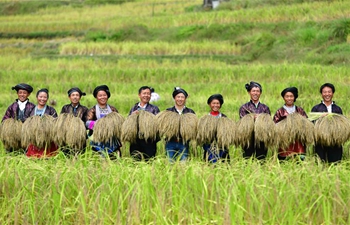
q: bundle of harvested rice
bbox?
[275,113,314,149]
[22,115,55,149]
[121,113,138,143]
[156,110,180,141]
[180,113,198,143]
[53,113,69,146]
[314,113,350,146]
[93,112,125,143]
[65,114,87,150]
[0,118,22,150]
[254,113,276,148]
[196,115,218,145]
[216,116,236,149]
[138,110,158,141]
[236,113,255,148]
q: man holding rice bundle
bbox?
[128,86,160,161]
[203,94,230,163]
[86,85,122,159]
[273,87,308,160]
[2,83,35,123]
[61,87,89,123]
[239,81,270,160]
[2,83,36,153]
[311,83,343,163]
[165,87,195,162]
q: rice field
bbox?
[1,0,350,223]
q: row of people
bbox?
[1,82,343,163]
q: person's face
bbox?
[96,90,108,106]
[37,92,48,107]
[139,89,151,104]
[249,87,261,103]
[17,89,30,102]
[283,92,295,107]
[321,86,334,103]
[174,93,186,107]
[209,99,221,112]
[69,92,81,105]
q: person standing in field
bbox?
[26,88,58,157]
[128,86,160,161]
[86,85,121,159]
[165,87,195,162]
[311,83,343,163]
[2,83,35,123]
[150,87,160,103]
[61,87,89,123]
[60,87,89,156]
[239,81,270,160]
[273,87,308,160]
[203,94,230,163]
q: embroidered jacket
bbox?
[2,100,35,122]
[311,101,343,114]
[128,103,160,116]
[273,106,307,124]
[61,103,89,123]
[86,105,118,121]
[166,106,195,114]
[30,105,58,118]
[239,100,271,118]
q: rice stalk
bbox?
[93,112,125,143]
[216,116,236,149]
[236,114,255,148]
[0,118,22,149]
[276,113,314,149]
[138,110,158,142]
[196,115,218,145]
[180,113,198,143]
[314,113,350,146]
[53,113,69,146]
[156,110,180,141]
[121,113,138,143]
[65,114,87,150]
[254,113,276,148]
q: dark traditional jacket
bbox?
[128,103,160,116]
[311,102,343,114]
[30,105,58,118]
[2,100,35,122]
[166,106,195,114]
[86,105,118,121]
[239,100,270,118]
[273,105,307,124]
[61,103,89,123]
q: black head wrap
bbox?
[93,85,110,98]
[320,83,335,94]
[172,87,188,98]
[68,87,86,97]
[281,87,298,101]
[36,88,49,98]
[245,81,262,92]
[207,94,224,105]
[12,83,33,93]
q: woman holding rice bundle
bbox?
[128,86,160,161]
[86,85,122,159]
[239,81,270,160]
[203,94,230,163]
[311,83,343,163]
[165,87,195,162]
[273,87,308,160]
[26,88,58,157]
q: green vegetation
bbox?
[1,0,350,223]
